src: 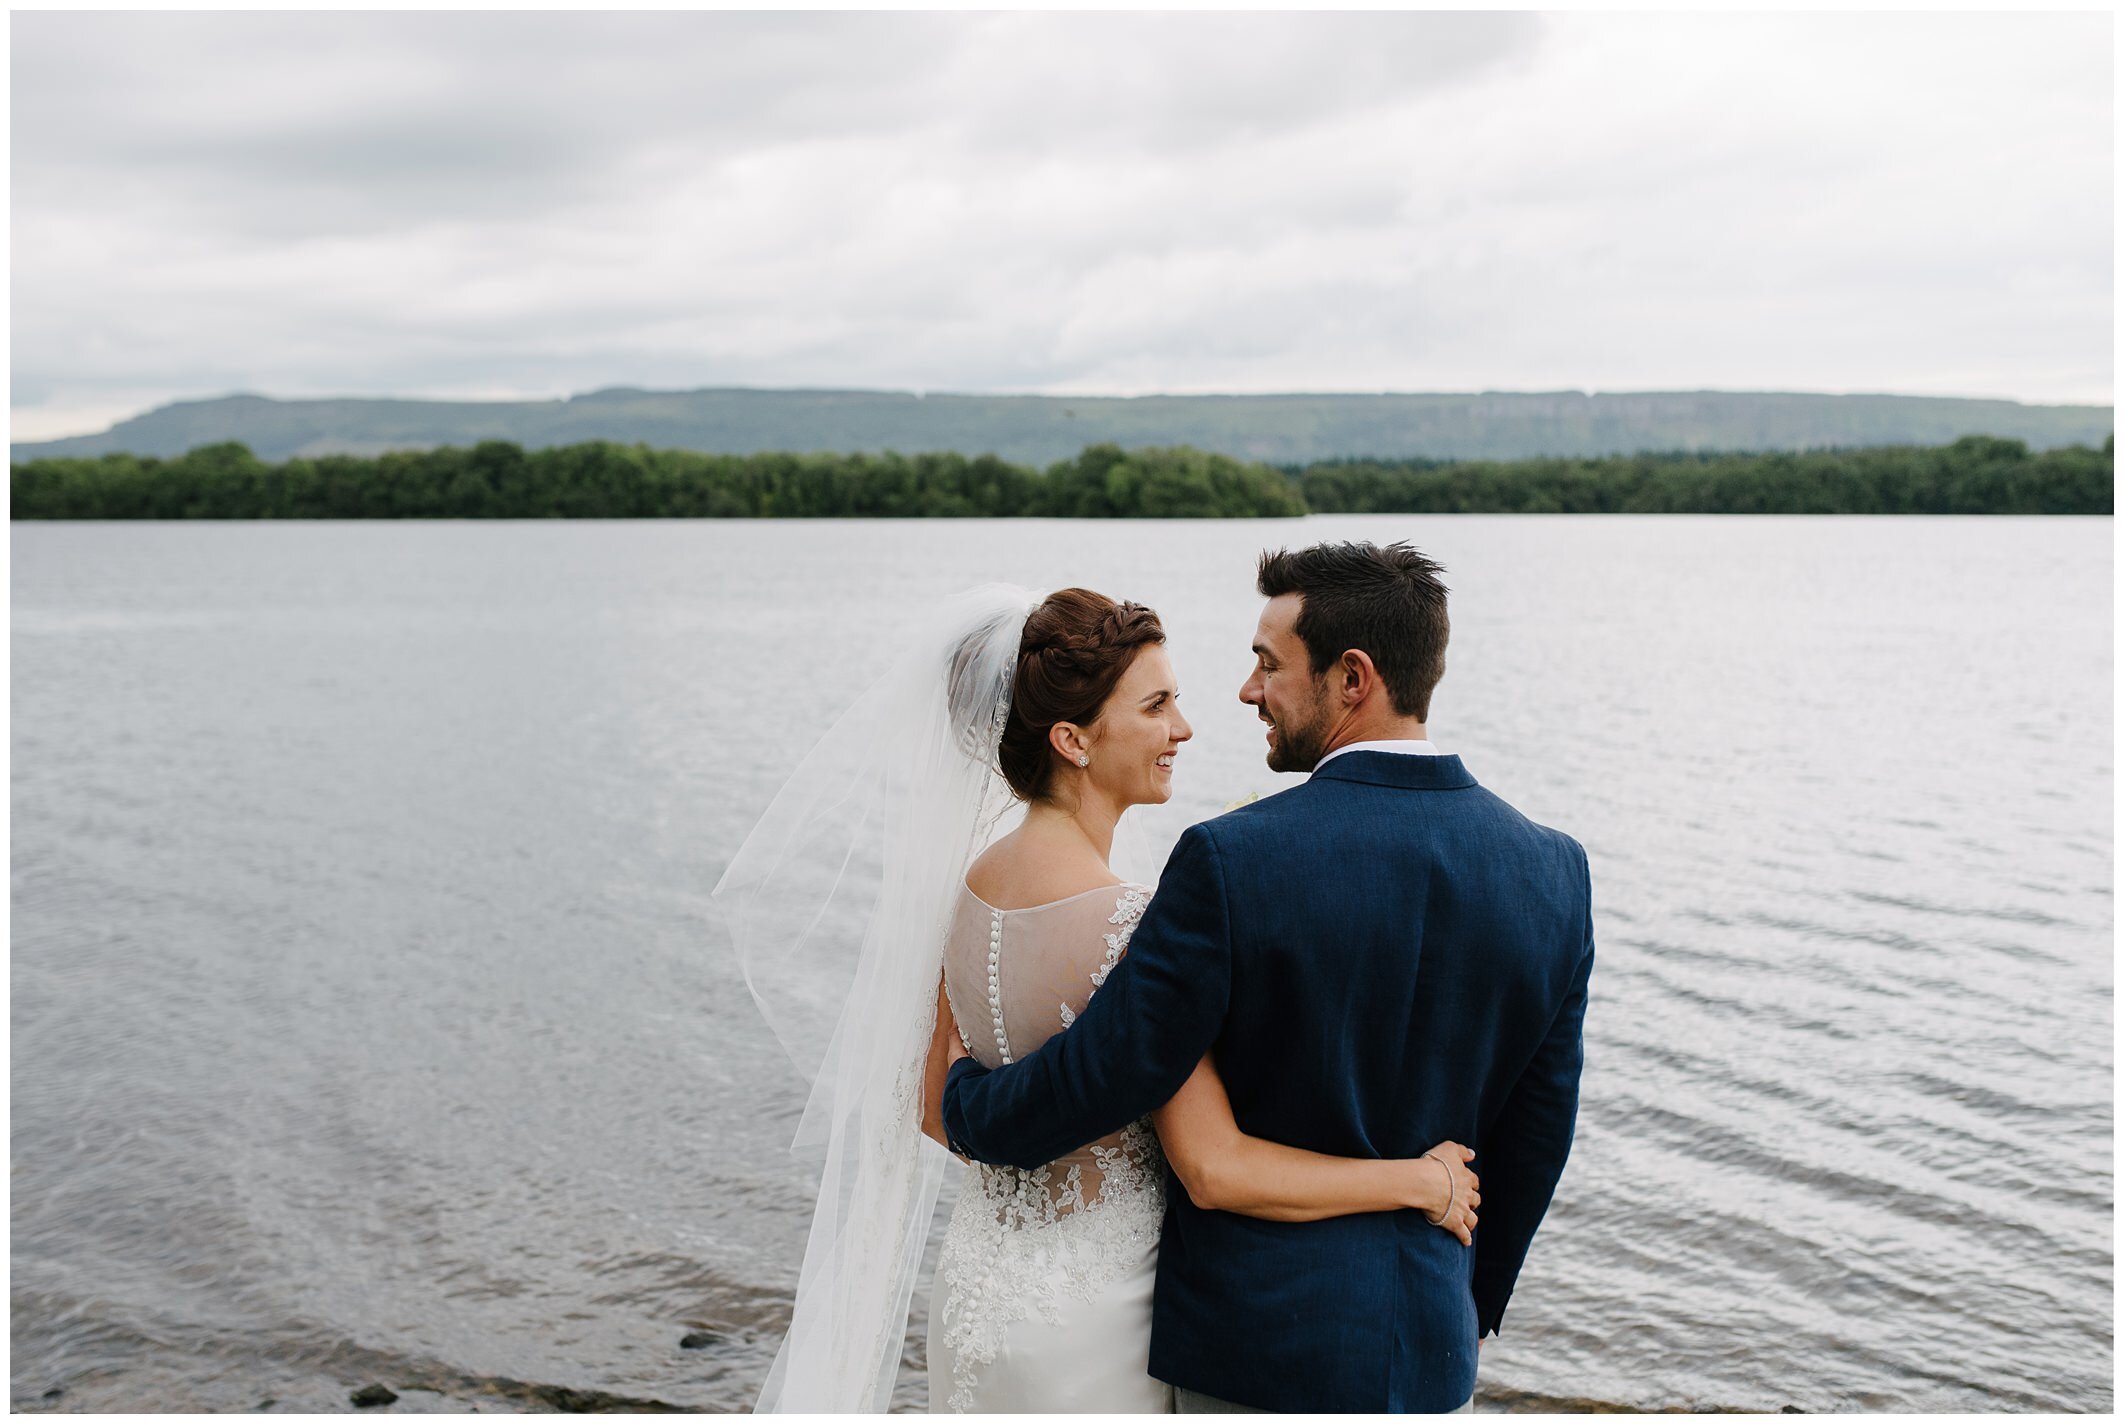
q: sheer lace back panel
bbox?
[932,880,1170,1411]
[941,881,1153,1211]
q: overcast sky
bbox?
[11,10,2113,441]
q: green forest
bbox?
[10,434,2112,519]
[1295,436,2113,515]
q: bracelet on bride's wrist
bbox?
[1422,1151,1455,1225]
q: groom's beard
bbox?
[1265,707,1332,774]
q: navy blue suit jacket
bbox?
[941,752,1594,1412]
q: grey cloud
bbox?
[16,13,958,234]
[932,12,1544,154]
[16,12,1540,240]
[8,10,2110,439]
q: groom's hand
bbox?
[940,1036,979,1162]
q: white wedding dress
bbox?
[928,880,1176,1413]
[717,585,1179,1413]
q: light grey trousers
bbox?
[1175,1388,1475,1413]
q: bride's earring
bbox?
[1076,755,1090,767]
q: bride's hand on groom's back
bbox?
[1411,1142,1480,1246]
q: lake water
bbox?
[11,515,2113,1413]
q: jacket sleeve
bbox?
[942,822,1233,1170]
[1471,845,1595,1336]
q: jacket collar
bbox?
[1308,750,1478,791]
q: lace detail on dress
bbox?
[1058,886,1147,1029]
[1089,885,1149,991]
[933,1119,1167,1412]
[934,881,1164,1411]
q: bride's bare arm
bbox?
[1151,1054,1480,1242]
[921,973,962,1154]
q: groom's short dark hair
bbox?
[1256,542,1449,720]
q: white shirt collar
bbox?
[1313,738,1442,773]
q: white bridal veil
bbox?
[710,584,1042,1411]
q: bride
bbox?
[713,585,1480,1413]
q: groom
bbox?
[942,540,1594,1413]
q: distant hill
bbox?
[11,386,2112,466]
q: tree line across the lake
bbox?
[9,434,2112,519]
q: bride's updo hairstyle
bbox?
[998,588,1165,802]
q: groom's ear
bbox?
[1338,648,1382,705]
